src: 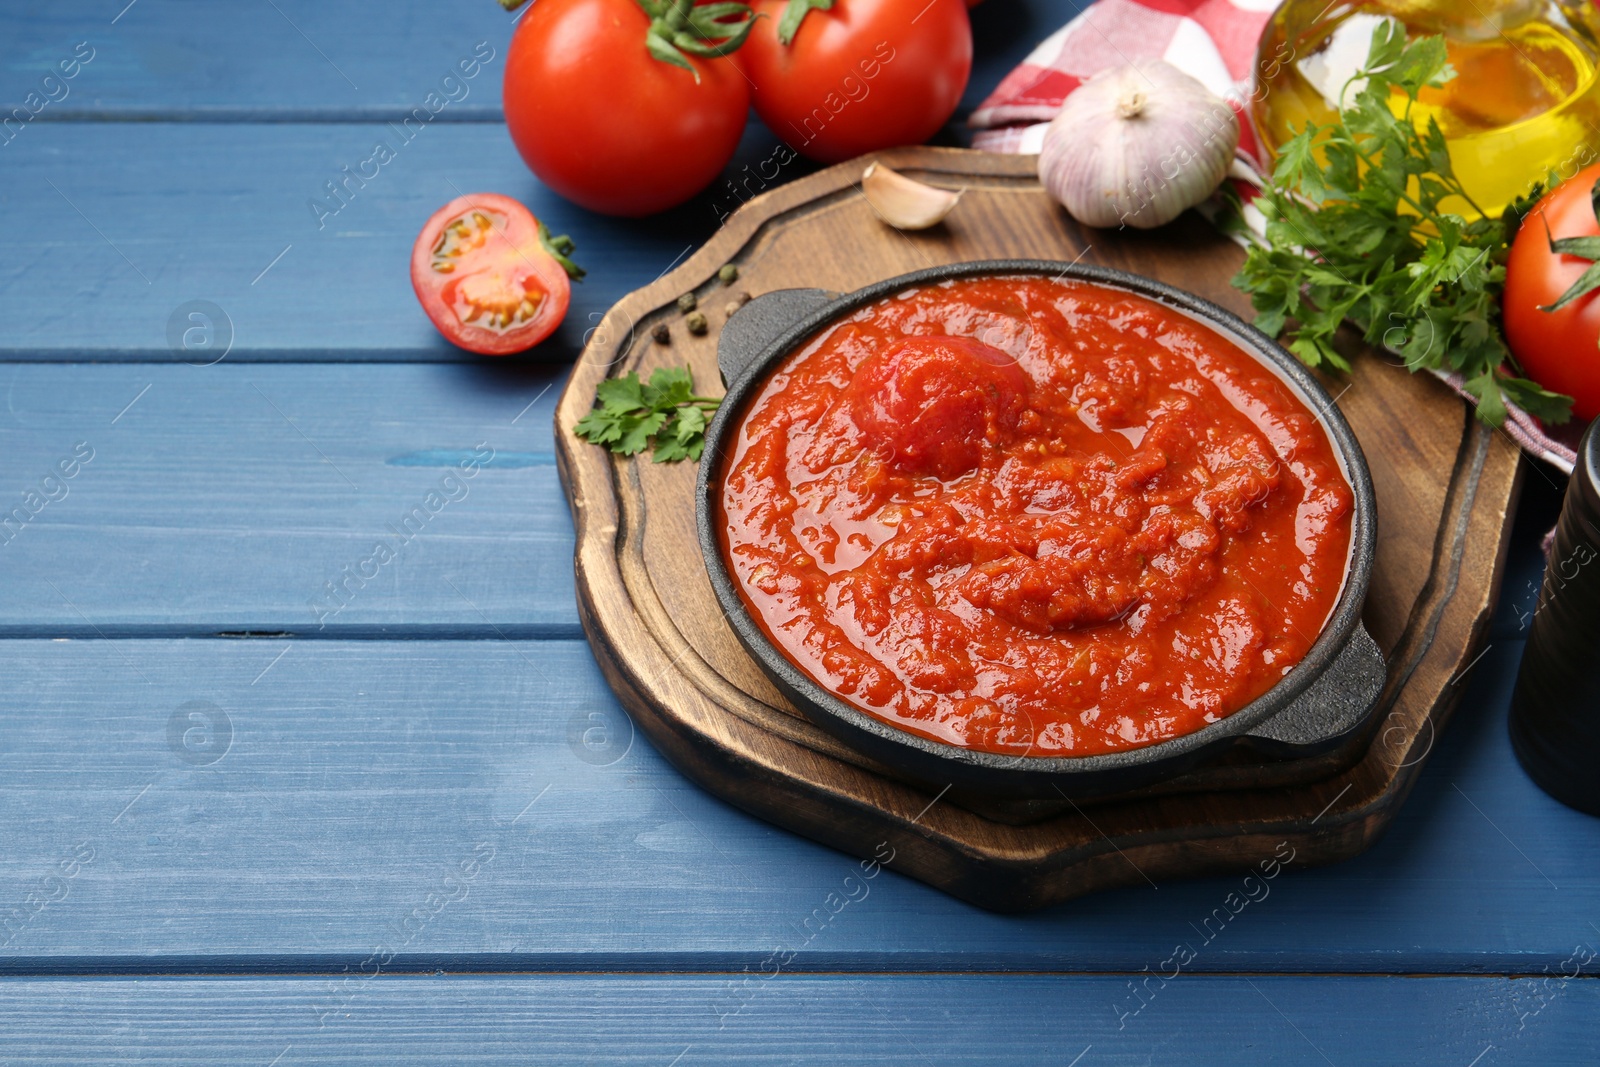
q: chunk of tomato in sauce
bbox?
[843,336,1029,480]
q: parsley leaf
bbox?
[572,365,722,463]
[642,365,694,410]
[595,375,645,414]
[1234,24,1573,425]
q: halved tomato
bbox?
[410,193,582,356]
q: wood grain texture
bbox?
[0,363,579,636]
[13,350,1520,644]
[0,0,1046,361]
[0,974,1594,1065]
[0,123,781,361]
[0,638,1595,972]
[2,0,1043,121]
[2,1,516,121]
[0,0,1585,1054]
[556,147,1526,910]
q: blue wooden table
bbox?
[2,2,1596,1062]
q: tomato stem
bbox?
[634,0,760,82]
[538,221,586,281]
[776,0,833,45]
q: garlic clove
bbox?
[861,162,963,230]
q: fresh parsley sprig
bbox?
[1233,22,1572,425]
[572,365,721,462]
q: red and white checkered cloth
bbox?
[971,0,1275,161]
[969,0,1583,474]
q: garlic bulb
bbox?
[1038,61,1239,230]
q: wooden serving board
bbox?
[554,147,1521,912]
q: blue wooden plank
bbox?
[0,974,1593,1064]
[0,354,1557,638]
[0,3,1069,361]
[1,0,515,123]
[0,637,1594,973]
[0,121,810,361]
[0,363,579,636]
[2,0,1056,121]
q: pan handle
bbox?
[716,288,836,386]
[1240,622,1387,758]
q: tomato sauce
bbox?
[718,276,1354,757]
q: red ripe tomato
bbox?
[502,0,752,216]
[738,0,973,165]
[410,193,579,356]
[845,336,1028,479]
[1504,162,1600,421]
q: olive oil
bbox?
[1254,0,1600,218]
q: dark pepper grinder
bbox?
[1510,417,1600,816]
